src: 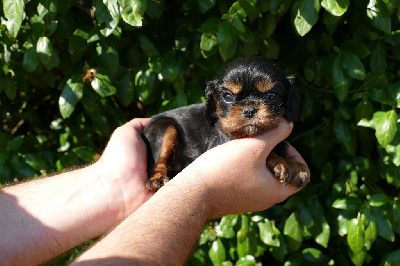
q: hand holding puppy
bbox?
[170,119,303,219]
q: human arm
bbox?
[0,118,152,265]
[73,120,305,265]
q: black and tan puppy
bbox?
[143,56,310,193]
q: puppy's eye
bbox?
[266,91,277,101]
[223,92,234,103]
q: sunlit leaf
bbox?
[321,0,349,16]
[358,110,398,147]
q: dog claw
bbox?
[146,175,170,193]
[267,155,310,189]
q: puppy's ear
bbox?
[205,80,218,121]
[285,75,301,122]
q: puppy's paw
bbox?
[146,175,170,193]
[267,154,310,189]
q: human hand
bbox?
[173,119,305,219]
[93,118,153,217]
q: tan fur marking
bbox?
[267,152,310,189]
[147,126,178,192]
[225,81,242,94]
[218,104,280,139]
[256,79,276,92]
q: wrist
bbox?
[91,160,151,221]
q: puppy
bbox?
[142,56,310,193]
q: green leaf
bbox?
[333,116,356,155]
[118,0,147,27]
[36,36,60,70]
[93,0,120,37]
[358,110,398,147]
[372,207,395,242]
[347,216,366,265]
[355,99,373,122]
[347,218,365,254]
[209,238,226,265]
[300,208,314,228]
[340,39,370,59]
[216,215,238,239]
[8,135,24,151]
[302,248,326,263]
[321,0,349,16]
[367,0,391,34]
[23,154,47,171]
[389,81,400,108]
[73,146,97,162]
[258,219,281,247]
[364,210,378,250]
[293,0,320,36]
[37,0,59,24]
[217,21,237,62]
[198,0,216,14]
[228,0,257,19]
[382,249,400,266]
[23,46,40,72]
[283,212,303,251]
[117,73,135,107]
[332,197,362,211]
[146,0,164,19]
[258,14,276,40]
[69,28,92,54]
[59,75,84,119]
[262,37,280,59]
[160,55,179,82]
[198,18,220,34]
[135,67,155,103]
[236,255,256,265]
[4,78,17,100]
[3,0,25,38]
[230,16,245,33]
[96,42,119,73]
[341,51,366,80]
[332,55,351,101]
[91,73,117,97]
[11,154,36,178]
[138,34,159,57]
[200,33,218,58]
[237,214,257,258]
[385,141,400,167]
[369,193,391,207]
[370,42,387,71]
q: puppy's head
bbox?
[205,56,300,139]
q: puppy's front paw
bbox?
[146,175,170,193]
[267,153,310,189]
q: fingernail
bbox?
[289,122,294,129]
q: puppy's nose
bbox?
[242,107,257,119]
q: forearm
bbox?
[74,172,209,265]
[0,164,135,265]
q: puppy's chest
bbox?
[182,130,230,160]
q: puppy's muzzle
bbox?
[242,107,258,119]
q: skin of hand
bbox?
[172,119,302,219]
[73,119,306,265]
[0,118,152,265]
[92,118,153,215]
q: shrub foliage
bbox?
[1,0,400,265]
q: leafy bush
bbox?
[1,0,399,265]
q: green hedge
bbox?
[1,0,399,265]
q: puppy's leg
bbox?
[146,126,179,192]
[266,152,310,189]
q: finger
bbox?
[252,119,294,158]
[125,118,151,133]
